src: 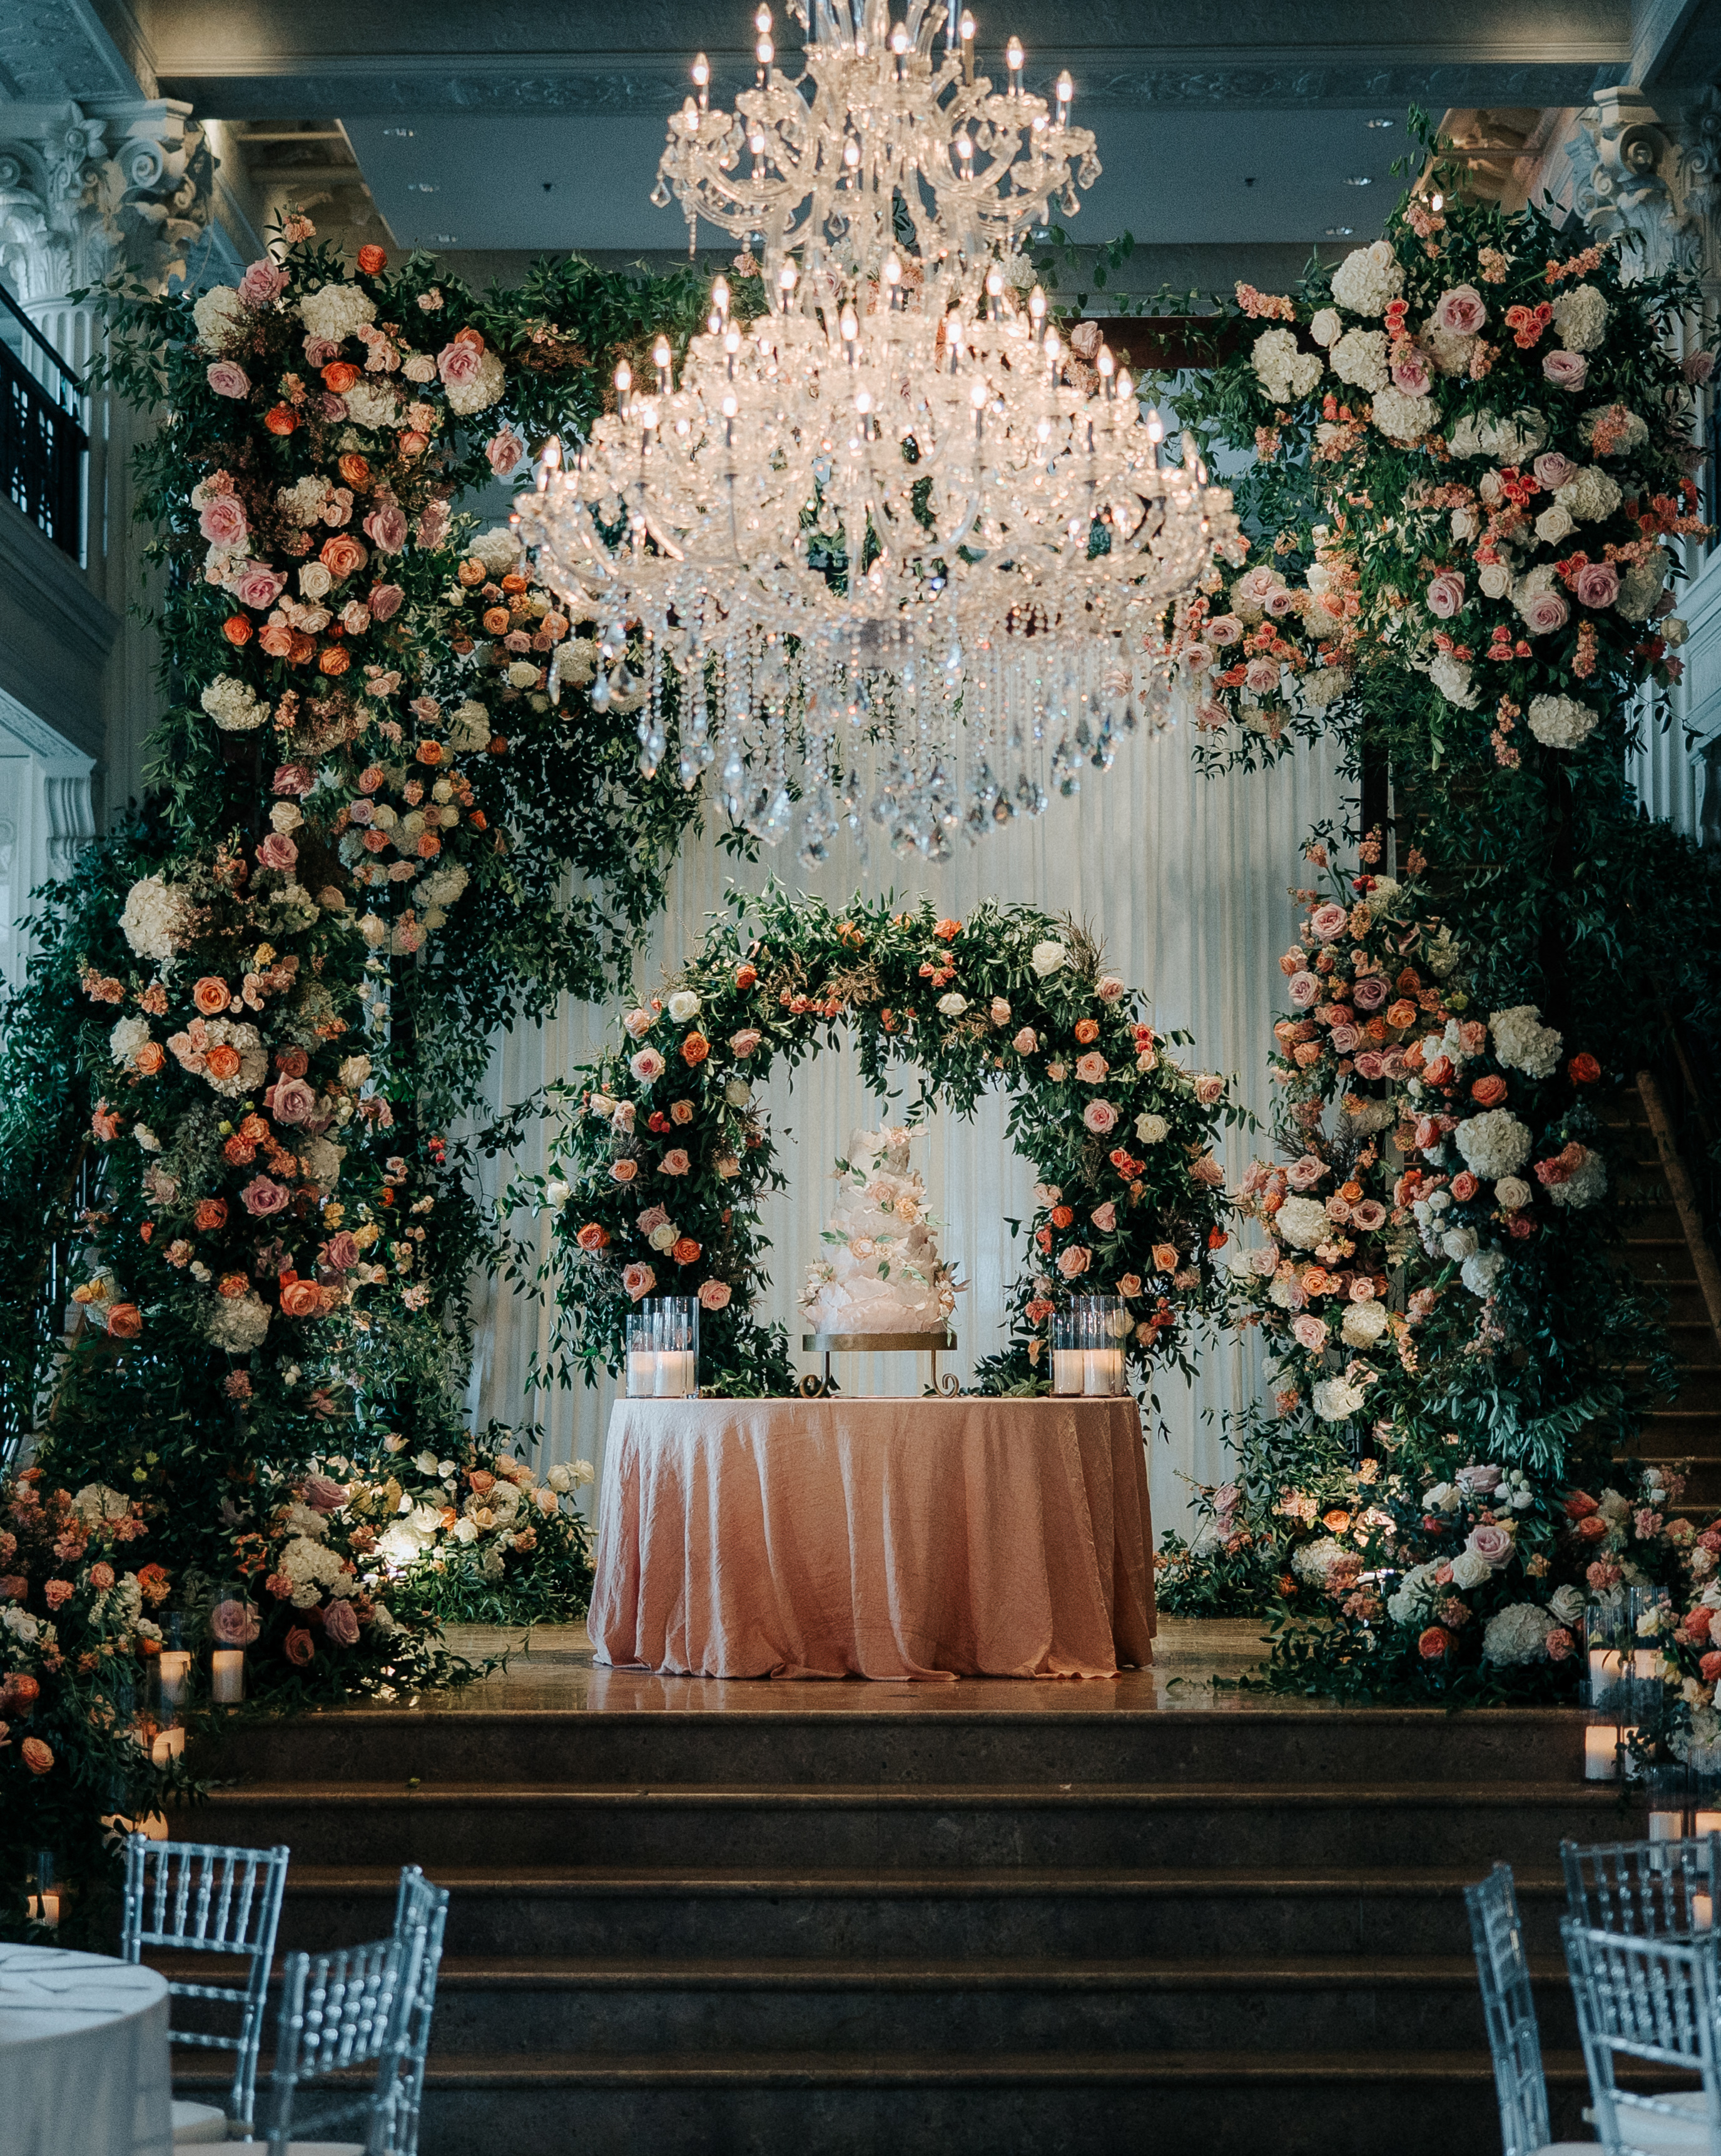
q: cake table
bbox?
[589,1394,1154,1680]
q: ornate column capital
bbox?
[0,96,216,301]
[1568,85,1721,287]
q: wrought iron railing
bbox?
[0,281,86,558]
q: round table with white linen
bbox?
[591,1393,1155,1680]
[0,1941,173,2156]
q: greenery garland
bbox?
[515,887,1242,1398]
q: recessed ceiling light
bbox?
[1364,117,1393,129]
[435,233,458,243]
[408,181,439,192]
[1325,225,1354,236]
[382,127,415,138]
[1343,175,1373,186]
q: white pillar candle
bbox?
[150,1725,185,1767]
[1631,1647,1660,1680]
[34,1889,59,1928]
[1694,1810,1721,1839]
[1696,1893,1715,1931]
[1650,1809,1684,1843]
[211,1650,245,1705]
[656,1350,696,1398]
[627,1350,656,1398]
[1585,1724,1619,1781]
[157,1649,191,1708]
[1052,1350,1084,1395]
[1588,1646,1621,1691]
[1084,1348,1125,1396]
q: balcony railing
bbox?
[0,282,86,559]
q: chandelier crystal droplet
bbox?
[515,0,1238,863]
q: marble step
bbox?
[195,1778,1624,1871]
[275,1862,1574,1963]
[199,1702,1590,1788]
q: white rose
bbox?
[415,1450,440,1474]
[1533,504,1574,547]
[1134,1112,1168,1145]
[1309,308,1341,347]
[938,993,968,1015]
[1451,1550,1493,1590]
[1478,560,1513,601]
[668,990,701,1022]
[1493,1177,1531,1211]
[1030,940,1067,977]
[546,1178,571,1210]
[724,1078,751,1107]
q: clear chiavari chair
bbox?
[1561,1919,1721,2155]
[121,1834,291,2145]
[1466,1863,1591,2155]
[1563,1836,1721,1940]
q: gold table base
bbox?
[798,1331,960,1398]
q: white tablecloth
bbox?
[0,1943,173,2156]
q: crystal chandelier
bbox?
[516,0,1236,862]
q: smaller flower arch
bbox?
[527,887,1239,1396]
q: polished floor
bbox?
[388,1615,1337,1717]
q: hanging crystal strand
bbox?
[718,634,747,823]
[638,630,669,778]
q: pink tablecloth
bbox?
[589,1395,1154,1680]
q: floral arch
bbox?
[522,887,1241,1398]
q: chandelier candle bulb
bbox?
[693,51,709,106]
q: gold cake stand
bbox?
[799,1331,960,1398]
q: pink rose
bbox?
[1683,350,1716,387]
[1013,1027,1038,1055]
[1466,1522,1515,1570]
[660,1149,691,1176]
[437,341,483,387]
[1075,1052,1109,1084]
[206,361,250,399]
[417,501,450,549]
[269,1076,317,1126]
[231,565,288,611]
[1575,561,1621,608]
[238,259,288,307]
[1456,1463,1503,1495]
[256,831,298,872]
[1190,1154,1226,1187]
[1351,1200,1387,1231]
[1352,975,1389,1011]
[319,393,348,421]
[1091,1202,1117,1233]
[305,1473,348,1512]
[273,762,314,796]
[1390,347,1432,395]
[1532,451,1578,492]
[211,1597,259,1646]
[1329,1024,1361,1054]
[323,1598,360,1646]
[622,1262,656,1300]
[487,427,525,476]
[1543,349,1588,390]
[698,1279,732,1311]
[1244,658,1281,694]
[1288,970,1320,1007]
[363,500,408,555]
[629,1049,666,1084]
[728,1029,763,1057]
[1292,1313,1328,1353]
[1426,570,1465,619]
[1082,1100,1119,1135]
[1057,1244,1092,1279]
[1520,585,1570,635]
[240,1174,290,1216]
[200,494,248,548]
[324,1231,360,1269]
[1309,903,1348,943]
[1203,615,1243,647]
[1433,285,1486,338]
[1353,1050,1385,1079]
[368,583,405,623]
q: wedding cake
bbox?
[800,1127,958,1335]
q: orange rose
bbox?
[203,1042,242,1081]
[1050,1205,1075,1229]
[735,963,758,990]
[415,832,441,858]
[280,1278,322,1318]
[21,1736,53,1775]
[1418,1627,1451,1661]
[482,606,512,635]
[193,976,230,1015]
[264,404,297,434]
[1074,1019,1100,1044]
[416,740,444,765]
[106,1302,142,1339]
[671,1236,702,1266]
[288,631,317,666]
[575,1223,609,1252]
[194,1199,228,1232]
[1569,1052,1600,1084]
[223,614,253,646]
[1470,1074,1508,1106]
[681,1031,709,1067]
[323,360,361,392]
[357,243,387,273]
[135,1042,165,1075]
[457,558,487,587]
[337,452,372,489]
[1385,999,1418,1030]
[319,646,352,676]
[454,325,485,352]
[933,917,961,941]
[1564,1490,1598,1518]
[1576,1515,1608,1542]
[1322,1510,1352,1533]
[217,1272,249,1298]
[320,533,367,579]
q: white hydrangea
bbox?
[1490,1005,1562,1079]
[1341,1298,1390,1348]
[193,285,246,350]
[444,350,506,415]
[1312,1375,1367,1423]
[343,380,399,429]
[1617,552,1667,621]
[109,1015,151,1066]
[1291,1536,1351,1585]
[1555,466,1622,522]
[299,282,377,347]
[206,1291,270,1353]
[73,1483,131,1525]
[1252,328,1322,402]
[1298,664,1353,713]
[198,1017,268,1098]
[470,527,520,576]
[1372,387,1438,444]
[1329,328,1389,392]
[419,861,469,911]
[1455,1109,1533,1180]
[120,874,193,962]
[1448,410,1548,462]
[1428,651,1480,709]
[1461,1248,1506,1298]
[1426,927,1461,979]
[1527,693,1598,750]
[277,475,332,527]
[1387,1561,1441,1625]
[1482,1603,1553,1665]
[200,676,270,733]
[1551,286,1609,352]
[1275,1194,1332,1249]
[282,1533,350,1608]
[298,1134,344,1188]
[446,700,492,751]
[1548,1147,1608,1209]
[1330,240,1404,317]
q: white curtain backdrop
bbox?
[463,720,1343,1545]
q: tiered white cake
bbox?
[800,1127,958,1335]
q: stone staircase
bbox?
[173,1692,1644,2156]
[1611,1075,1721,1507]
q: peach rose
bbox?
[193,977,230,1015]
[21,1736,53,1774]
[1418,1626,1451,1660]
[681,1032,709,1067]
[1056,1245,1091,1279]
[318,532,368,581]
[280,1279,323,1318]
[575,1223,609,1252]
[135,1042,165,1075]
[622,1262,656,1300]
[671,1236,702,1266]
[698,1279,731,1310]
[106,1302,142,1339]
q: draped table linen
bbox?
[590,1395,1154,1679]
[0,1943,172,2156]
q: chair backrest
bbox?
[1465,1863,1552,2156]
[121,1835,290,2132]
[265,1864,444,2156]
[1563,1832,1721,1937]
[1561,1918,1721,2156]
